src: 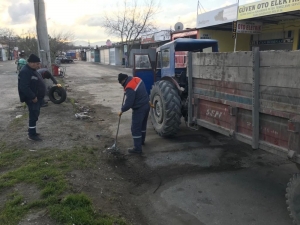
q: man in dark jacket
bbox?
[118,73,150,154]
[38,68,58,85]
[18,54,45,141]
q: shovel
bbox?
[107,93,125,153]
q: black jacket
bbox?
[18,64,46,103]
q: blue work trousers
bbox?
[26,99,42,136]
[131,103,150,151]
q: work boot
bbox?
[28,135,42,141]
[127,147,142,154]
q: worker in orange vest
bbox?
[118,73,150,154]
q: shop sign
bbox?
[232,21,237,39]
[141,34,154,44]
[200,34,211,39]
[237,21,262,34]
[197,3,238,28]
[154,30,171,42]
[238,0,300,20]
[172,30,197,39]
[252,38,294,45]
[141,31,171,44]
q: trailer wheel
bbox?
[49,86,67,104]
[150,80,181,137]
[286,173,300,224]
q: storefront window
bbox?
[134,55,151,69]
[162,49,170,68]
[156,52,161,69]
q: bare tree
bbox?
[7,29,75,62]
[0,28,17,60]
[15,30,39,57]
[102,0,159,66]
[49,30,75,61]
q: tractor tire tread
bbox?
[286,173,300,225]
[150,80,181,137]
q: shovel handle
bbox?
[114,93,126,146]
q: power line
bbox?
[197,0,206,15]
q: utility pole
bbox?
[33,0,51,70]
[234,0,240,52]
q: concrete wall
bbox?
[199,29,251,52]
[86,51,91,62]
[1,49,8,61]
[100,49,109,65]
[190,50,300,155]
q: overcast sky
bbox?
[0,0,257,46]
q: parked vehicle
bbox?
[133,38,300,224]
[56,56,74,64]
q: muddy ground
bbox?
[0,60,299,225]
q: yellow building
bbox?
[197,29,251,52]
[196,0,300,52]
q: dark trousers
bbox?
[131,103,150,151]
[26,99,42,136]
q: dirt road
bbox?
[0,60,298,225]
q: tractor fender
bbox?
[160,76,182,95]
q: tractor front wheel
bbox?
[150,80,181,137]
[286,173,300,224]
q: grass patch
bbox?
[68,97,80,112]
[0,148,24,167]
[8,113,28,129]
[0,192,27,225]
[0,145,128,225]
[49,193,127,225]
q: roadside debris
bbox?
[74,104,93,120]
[75,112,91,119]
[16,115,22,119]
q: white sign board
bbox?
[197,4,238,29]
[200,34,211,39]
[237,21,262,34]
[141,30,171,44]
[154,30,170,42]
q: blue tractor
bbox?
[133,38,218,137]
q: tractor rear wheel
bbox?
[286,173,300,224]
[150,80,181,137]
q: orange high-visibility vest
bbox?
[125,77,142,91]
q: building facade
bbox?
[196,1,300,52]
